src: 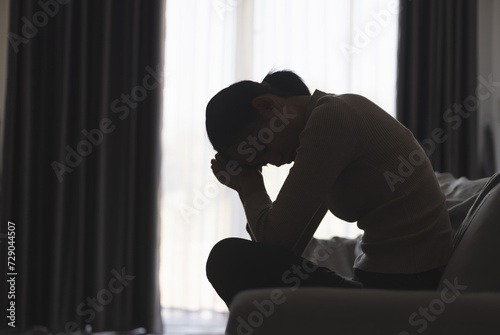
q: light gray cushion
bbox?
[435,172,490,232]
[302,235,362,277]
[435,172,489,208]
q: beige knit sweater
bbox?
[244,90,453,274]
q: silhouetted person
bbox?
[205,71,452,307]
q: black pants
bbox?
[206,238,443,307]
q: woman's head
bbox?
[206,70,310,166]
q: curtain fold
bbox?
[0,1,164,333]
[396,0,480,179]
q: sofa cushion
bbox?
[227,288,500,335]
[438,172,500,292]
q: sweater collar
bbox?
[305,89,328,122]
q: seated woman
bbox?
[205,70,453,307]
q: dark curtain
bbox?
[0,0,164,334]
[397,0,481,179]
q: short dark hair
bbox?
[205,70,310,155]
[262,70,310,96]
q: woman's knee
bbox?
[206,237,250,283]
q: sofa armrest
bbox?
[226,287,500,335]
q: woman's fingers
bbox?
[211,158,223,174]
[211,154,234,188]
[214,153,228,165]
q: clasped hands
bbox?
[210,153,264,194]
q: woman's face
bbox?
[227,105,302,168]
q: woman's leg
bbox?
[206,237,362,307]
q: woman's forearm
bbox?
[238,176,267,203]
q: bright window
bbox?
[161,0,399,331]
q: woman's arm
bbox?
[211,152,329,255]
[291,203,329,255]
[212,96,360,254]
[245,202,328,256]
[242,98,361,252]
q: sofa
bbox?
[224,172,500,335]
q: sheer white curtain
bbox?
[161,0,399,317]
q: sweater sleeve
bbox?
[243,96,362,253]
